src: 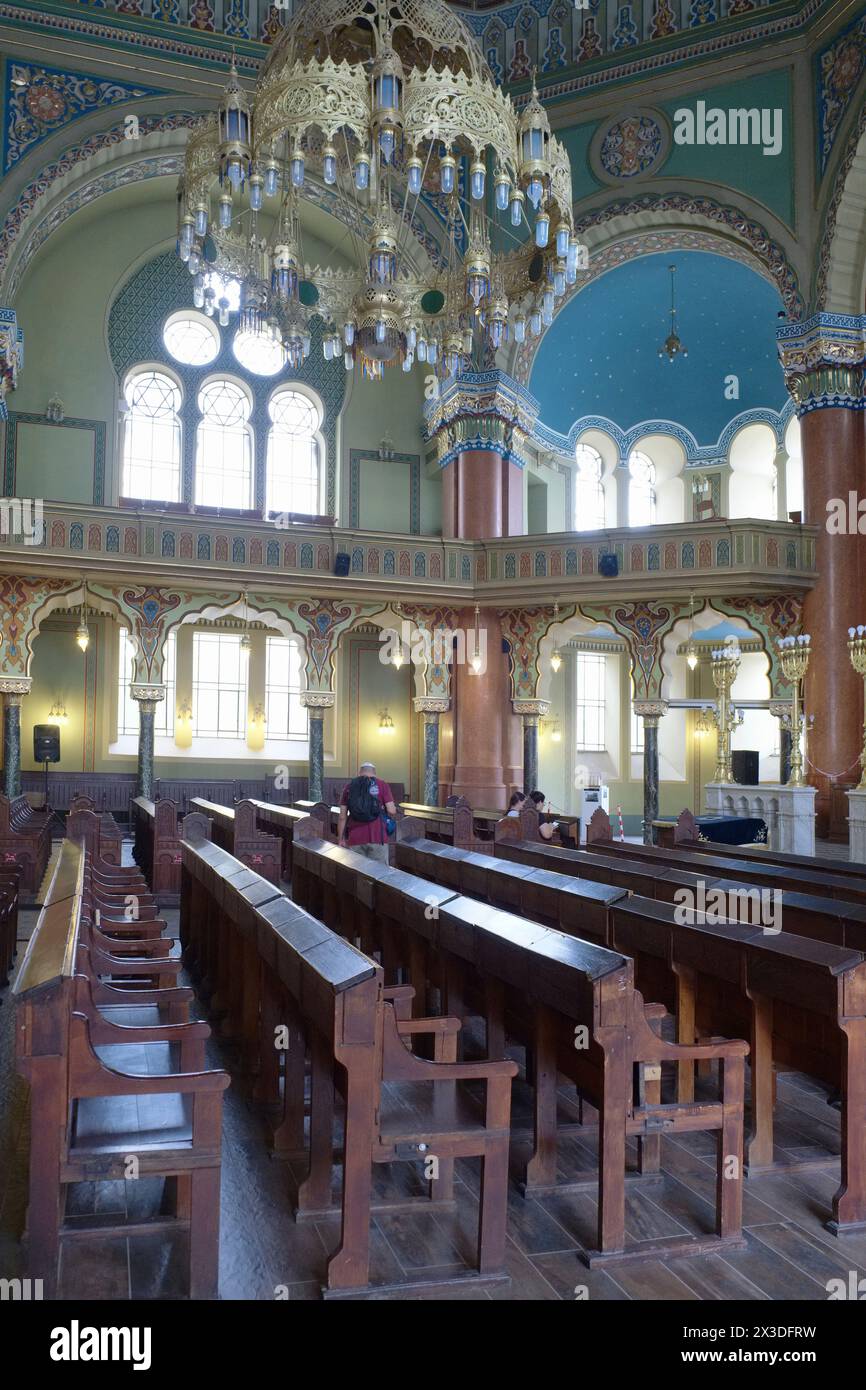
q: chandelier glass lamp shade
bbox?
[658,263,687,364]
[550,601,562,674]
[175,0,575,381]
[76,584,90,654]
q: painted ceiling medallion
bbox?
[590,108,670,186]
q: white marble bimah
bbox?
[704,782,817,856]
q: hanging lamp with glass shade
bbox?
[686,591,699,670]
[379,708,396,736]
[550,601,562,673]
[239,589,252,662]
[470,604,483,674]
[76,583,90,653]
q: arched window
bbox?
[121,369,182,503]
[266,388,322,517]
[163,311,220,367]
[574,444,605,531]
[628,450,656,527]
[195,377,253,511]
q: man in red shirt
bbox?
[338,762,397,863]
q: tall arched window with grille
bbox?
[628,449,656,527]
[195,377,254,510]
[121,369,182,503]
[574,443,605,531]
[266,388,322,517]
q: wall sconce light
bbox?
[470,604,483,675]
[540,716,562,743]
[252,702,266,728]
[379,708,396,736]
[48,700,68,726]
[177,699,193,726]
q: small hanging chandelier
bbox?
[686,591,699,671]
[239,589,252,662]
[470,604,483,675]
[550,601,562,674]
[75,582,90,653]
[379,708,396,736]
[658,264,688,364]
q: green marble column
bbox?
[415,700,449,806]
[308,713,325,803]
[634,702,666,845]
[522,716,539,796]
[302,694,333,804]
[132,686,165,800]
[0,680,31,800]
[2,693,23,798]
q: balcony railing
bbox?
[0,501,817,598]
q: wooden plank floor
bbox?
[2,888,864,1300]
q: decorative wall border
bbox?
[3,410,106,504]
[348,448,421,535]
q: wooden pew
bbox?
[0,867,20,991]
[581,807,866,907]
[189,797,281,884]
[0,791,52,897]
[658,806,866,878]
[293,822,749,1266]
[181,836,518,1296]
[605,895,866,1234]
[249,800,318,880]
[68,794,122,865]
[13,838,230,1297]
[129,797,210,904]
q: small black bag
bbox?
[346,775,381,824]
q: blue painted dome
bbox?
[529,250,786,445]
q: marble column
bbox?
[301,693,334,804]
[452,607,507,810]
[132,685,164,800]
[779,318,866,837]
[0,678,31,799]
[427,372,536,541]
[415,700,449,806]
[634,701,667,844]
[770,701,792,785]
[514,702,549,796]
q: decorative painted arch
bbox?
[814,101,866,314]
[509,196,803,384]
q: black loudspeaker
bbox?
[34,725,61,763]
[731,749,759,786]
[334,552,351,577]
[599,552,619,579]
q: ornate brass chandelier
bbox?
[176,0,576,381]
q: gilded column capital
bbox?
[301,692,335,711]
[0,677,32,699]
[131,684,165,704]
[633,699,668,728]
[513,699,550,719]
[777,313,866,414]
[414,697,450,717]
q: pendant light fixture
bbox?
[75,581,90,653]
[686,590,699,670]
[239,589,252,663]
[550,601,562,674]
[470,604,483,675]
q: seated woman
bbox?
[506,792,526,818]
[529,790,558,841]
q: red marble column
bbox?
[801,405,866,837]
[442,452,525,539]
[451,606,507,809]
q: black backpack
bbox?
[347,775,381,824]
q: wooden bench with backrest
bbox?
[0,791,52,896]
[180,835,519,1296]
[292,822,749,1266]
[0,866,20,991]
[189,798,281,883]
[605,895,866,1234]
[13,838,229,1298]
[578,806,866,908]
[69,794,123,865]
[659,806,866,878]
[247,801,309,880]
[130,797,211,902]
